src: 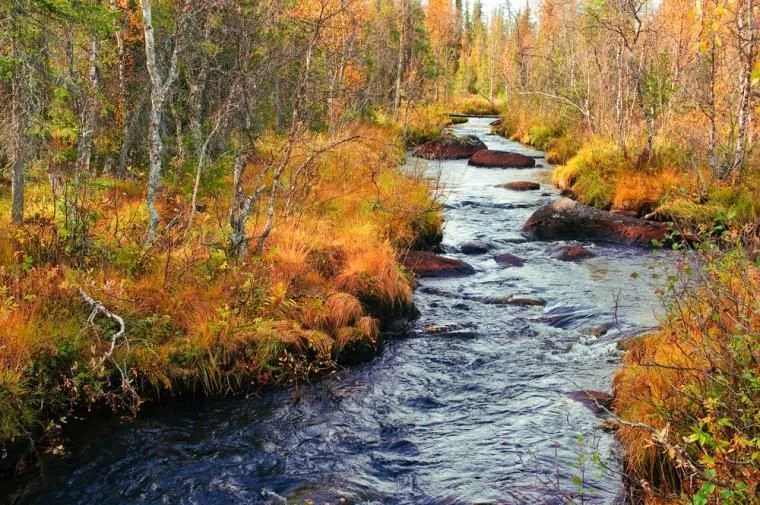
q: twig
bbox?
[79,288,126,365]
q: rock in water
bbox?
[523,198,669,246]
[413,135,487,160]
[493,253,525,268]
[401,251,476,278]
[460,241,491,255]
[496,181,540,191]
[506,296,547,307]
[549,245,595,261]
[468,150,536,168]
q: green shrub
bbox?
[552,137,625,209]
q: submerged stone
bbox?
[496,181,541,191]
[493,253,525,268]
[460,241,491,255]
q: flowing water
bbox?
[10,118,666,505]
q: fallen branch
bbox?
[79,288,126,365]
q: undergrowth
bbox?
[0,120,443,467]
[614,239,759,504]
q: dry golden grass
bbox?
[0,117,439,447]
[326,292,364,329]
[612,169,682,214]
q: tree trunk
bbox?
[394,0,406,113]
[140,0,180,245]
[731,0,755,177]
[707,38,719,173]
[76,37,99,175]
[10,29,25,224]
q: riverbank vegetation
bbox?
[2,0,760,502]
[614,242,759,504]
[445,0,760,502]
[0,0,458,470]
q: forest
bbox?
[0,0,758,504]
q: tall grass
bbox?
[0,119,443,461]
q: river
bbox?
[10,117,665,505]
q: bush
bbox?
[612,169,682,215]
[614,245,760,504]
[546,133,581,165]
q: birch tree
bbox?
[140,0,183,245]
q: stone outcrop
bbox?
[401,251,476,278]
[523,198,669,247]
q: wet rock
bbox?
[460,241,491,255]
[493,253,524,268]
[523,198,669,247]
[384,318,411,336]
[496,181,541,191]
[489,118,502,128]
[401,251,476,277]
[549,245,595,261]
[452,303,471,311]
[502,234,528,244]
[581,322,615,337]
[479,295,547,307]
[541,192,552,197]
[569,390,614,415]
[413,135,487,160]
[506,295,547,307]
[468,150,537,168]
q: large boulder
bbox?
[401,251,476,278]
[413,135,487,160]
[468,150,536,168]
[523,198,669,247]
[496,181,541,191]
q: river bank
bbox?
[4,117,672,504]
[0,117,449,489]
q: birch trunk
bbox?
[731,0,755,177]
[393,0,406,114]
[140,0,180,245]
[76,38,99,175]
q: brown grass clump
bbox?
[612,169,682,214]
[326,292,364,329]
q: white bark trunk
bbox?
[140,0,181,245]
[76,38,99,175]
